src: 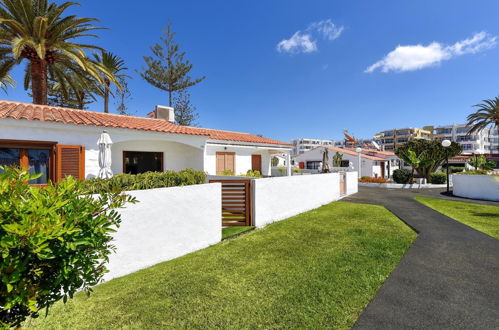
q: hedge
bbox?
[392,168,412,184]
[429,172,447,184]
[82,169,206,194]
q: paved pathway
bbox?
[343,187,499,330]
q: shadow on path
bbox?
[344,187,499,330]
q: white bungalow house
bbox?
[0,100,292,183]
[294,146,401,178]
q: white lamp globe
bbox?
[441,139,451,148]
[355,147,362,153]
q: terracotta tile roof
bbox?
[324,146,387,161]
[0,100,290,146]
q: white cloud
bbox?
[365,32,497,73]
[276,19,344,54]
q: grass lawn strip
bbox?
[28,201,416,329]
[415,196,499,239]
[222,226,255,240]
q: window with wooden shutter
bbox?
[216,152,235,174]
[56,145,85,181]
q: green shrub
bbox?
[240,170,262,178]
[392,168,412,184]
[448,166,465,173]
[292,167,302,174]
[277,166,286,174]
[429,172,447,184]
[83,169,207,194]
[218,169,234,176]
[456,170,489,175]
[0,166,136,328]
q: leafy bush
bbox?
[393,168,412,184]
[456,170,489,175]
[239,170,262,178]
[358,176,387,183]
[292,167,302,174]
[277,166,286,174]
[448,166,465,173]
[0,166,136,328]
[467,155,496,171]
[429,172,447,184]
[218,169,234,176]
[83,169,207,194]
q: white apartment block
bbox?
[434,124,499,154]
[291,138,335,156]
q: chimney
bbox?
[147,105,175,123]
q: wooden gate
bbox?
[339,172,346,195]
[209,179,252,226]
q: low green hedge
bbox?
[393,168,411,184]
[82,169,206,194]
[429,172,447,184]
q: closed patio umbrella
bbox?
[97,131,113,179]
[322,148,330,173]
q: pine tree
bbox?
[173,89,198,126]
[139,23,205,106]
[115,77,132,116]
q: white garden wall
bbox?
[103,183,222,281]
[452,174,499,201]
[346,171,359,195]
[253,173,346,228]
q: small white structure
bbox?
[0,100,292,180]
[294,146,400,178]
[452,174,499,201]
[97,131,113,179]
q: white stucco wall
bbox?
[252,173,344,228]
[346,171,359,195]
[204,144,274,176]
[452,174,499,201]
[0,118,208,178]
[104,183,222,281]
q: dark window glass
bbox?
[28,149,50,184]
[124,151,163,174]
[306,161,321,170]
[0,148,20,172]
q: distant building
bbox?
[291,138,335,156]
[434,124,499,154]
[373,127,433,151]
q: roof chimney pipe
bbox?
[147,105,175,123]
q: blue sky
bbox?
[4,0,499,142]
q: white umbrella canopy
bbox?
[97,131,113,179]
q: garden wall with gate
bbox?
[104,183,221,281]
[452,174,499,201]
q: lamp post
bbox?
[355,147,362,178]
[441,139,451,194]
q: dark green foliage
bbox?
[457,170,489,175]
[429,172,447,184]
[139,23,205,106]
[393,168,412,184]
[467,155,495,171]
[173,89,198,126]
[271,157,279,167]
[466,97,499,151]
[448,166,465,173]
[0,166,136,328]
[395,139,462,180]
[333,152,343,167]
[82,169,206,194]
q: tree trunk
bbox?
[168,90,172,107]
[30,60,48,105]
[104,80,110,113]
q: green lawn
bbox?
[222,226,255,240]
[28,201,416,329]
[415,197,499,239]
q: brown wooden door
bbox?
[380,161,385,178]
[56,145,85,181]
[216,152,235,174]
[251,154,262,173]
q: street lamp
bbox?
[441,139,451,194]
[355,147,362,178]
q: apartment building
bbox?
[434,124,499,154]
[373,127,433,151]
[291,138,335,156]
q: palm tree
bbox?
[467,97,499,151]
[0,72,14,92]
[93,51,128,113]
[0,0,116,104]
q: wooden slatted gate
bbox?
[209,179,252,226]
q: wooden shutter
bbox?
[216,152,225,174]
[225,152,235,173]
[251,154,262,172]
[56,145,85,181]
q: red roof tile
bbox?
[0,100,290,146]
[324,146,387,161]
